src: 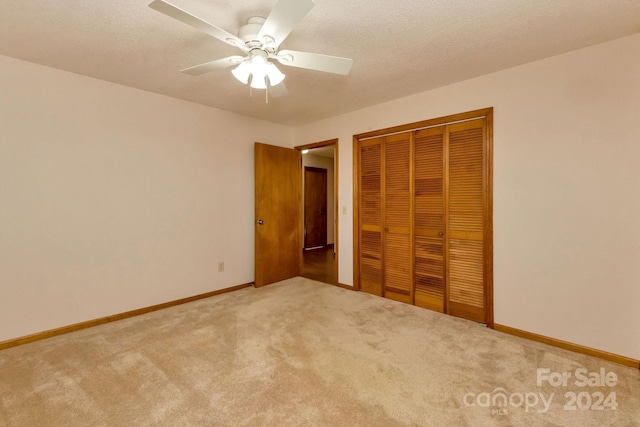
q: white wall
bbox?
[302,152,335,245]
[292,34,640,361]
[0,55,292,342]
[2,34,639,361]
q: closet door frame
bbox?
[353,107,494,327]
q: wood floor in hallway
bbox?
[301,245,336,285]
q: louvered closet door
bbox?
[359,139,383,296]
[446,119,486,322]
[414,127,445,312]
[383,132,413,304]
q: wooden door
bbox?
[383,132,413,304]
[304,167,328,249]
[254,143,301,287]
[358,138,383,296]
[446,119,486,322]
[414,126,445,312]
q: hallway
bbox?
[301,245,336,285]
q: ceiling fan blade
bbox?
[269,82,288,98]
[276,50,353,75]
[180,56,244,76]
[149,0,244,48]
[257,0,314,47]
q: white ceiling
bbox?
[1,1,639,126]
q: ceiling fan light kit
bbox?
[232,49,286,89]
[148,0,352,99]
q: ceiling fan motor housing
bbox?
[238,16,267,43]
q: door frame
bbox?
[352,108,494,327]
[295,138,339,285]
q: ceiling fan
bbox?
[149,0,353,97]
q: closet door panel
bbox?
[414,127,445,312]
[384,231,412,303]
[447,119,485,322]
[414,235,444,311]
[360,140,383,296]
[448,238,483,318]
[383,133,412,303]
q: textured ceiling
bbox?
[1,0,639,126]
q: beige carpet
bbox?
[0,277,638,426]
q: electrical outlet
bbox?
[342,205,347,215]
[218,262,224,272]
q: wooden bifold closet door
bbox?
[414,126,445,313]
[355,110,492,325]
[383,132,413,304]
[359,139,383,296]
[446,119,486,322]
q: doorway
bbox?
[296,140,338,286]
